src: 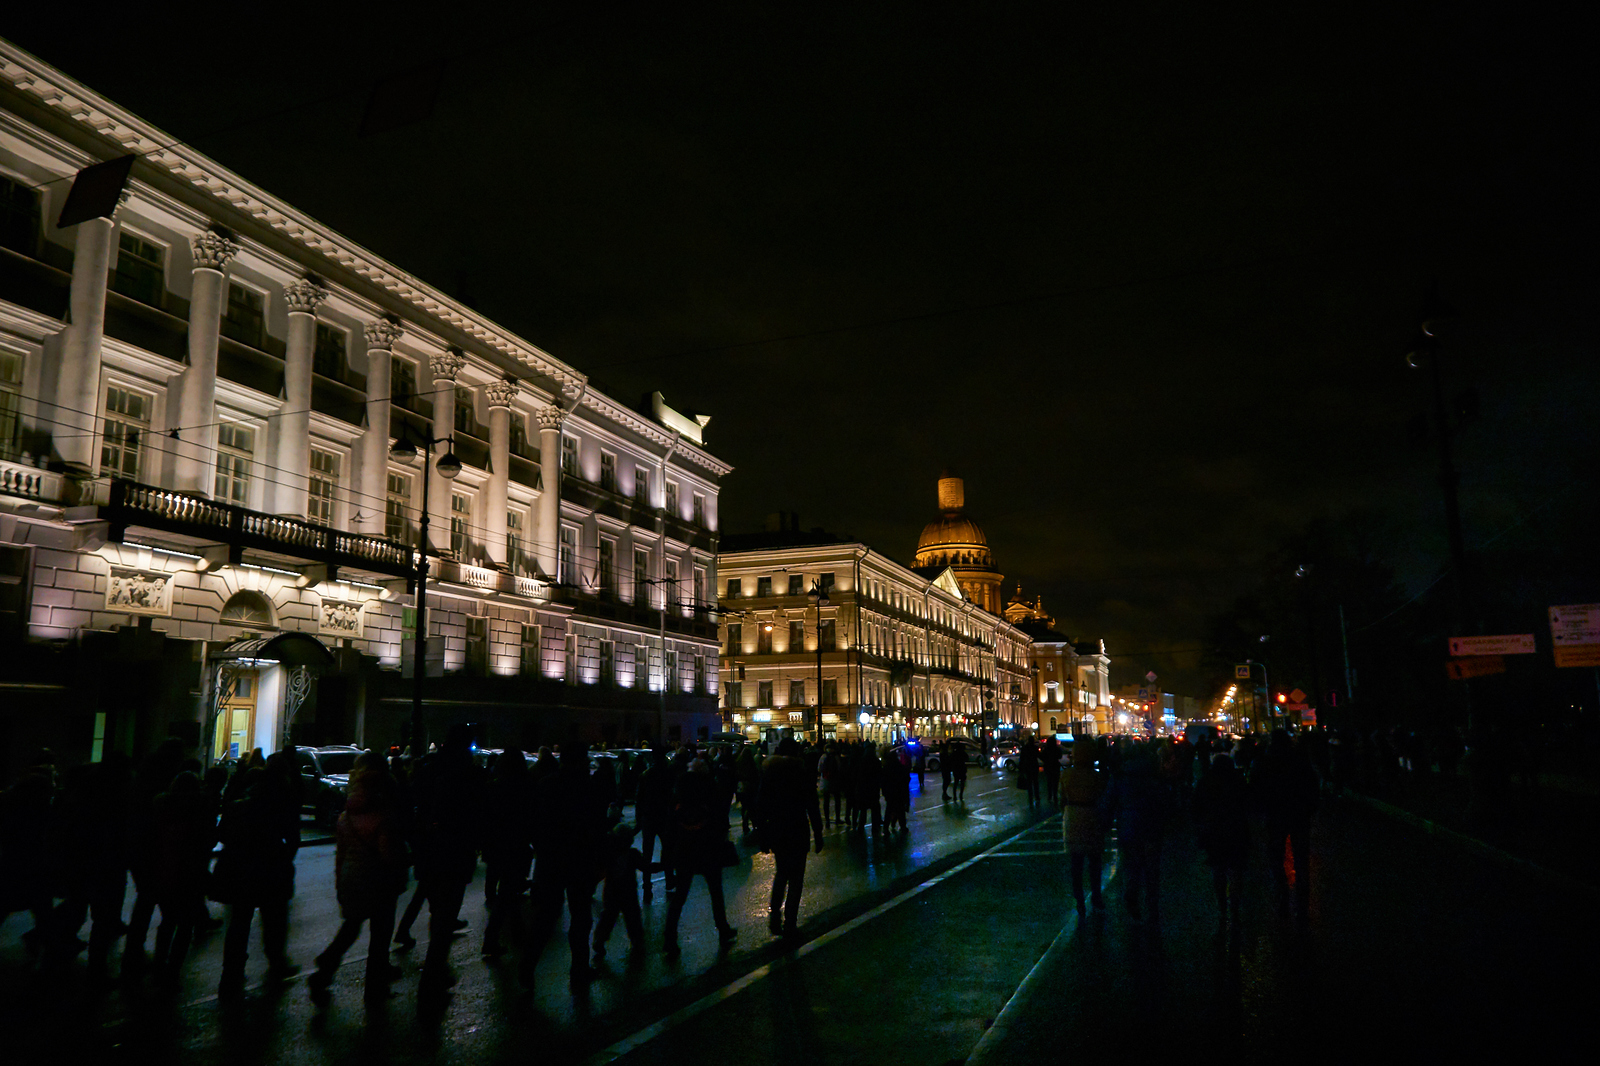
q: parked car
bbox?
[294,745,364,827]
[989,745,1021,771]
[926,738,984,772]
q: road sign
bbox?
[1145,671,1158,683]
[1447,634,1535,657]
[1285,702,1309,712]
[1288,688,1306,704]
[1550,605,1600,668]
[1138,687,1149,698]
[1302,708,1317,726]
[1447,655,1506,680]
[1234,665,1251,679]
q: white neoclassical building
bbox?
[0,39,728,772]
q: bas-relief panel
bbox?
[105,567,174,616]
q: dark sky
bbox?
[9,4,1592,693]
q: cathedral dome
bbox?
[913,475,997,571]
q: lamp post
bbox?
[390,432,462,756]
[808,583,826,741]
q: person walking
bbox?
[1252,729,1319,924]
[146,771,216,988]
[481,746,536,958]
[1019,737,1042,808]
[526,743,608,987]
[308,753,408,1003]
[119,739,186,981]
[756,738,824,938]
[662,757,738,957]
[213,751,301,995]
[1060,741,1107,915]
[635,748,675,904]
[46,756,133,987]
[851,743,882,832]
[404,726,483,994]
[949,739,969,803]
[591,822,647,965]
[939,738,954,801]
[1103,740,1175,924]
[817,742,843,827]
[735,745,762,834]
[1194,751,1249,930]
[1042,735,1062,807]
[880,743,911,832]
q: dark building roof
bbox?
[719,527,857,553]
[1014,618,1073,643]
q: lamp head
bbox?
[390,438,418,465]
[435,450,463,480]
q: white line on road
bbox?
[581,816,1058,1066]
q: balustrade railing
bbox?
[0,458,64,502]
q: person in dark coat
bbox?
[949,739,969,802]
[214,751,301,994]
[402,726,483,993]
[880,744,912,832]
[591,822,647,963]
[1194,752,1249,929]
[526,743,608,986]
[481,746,536,957]
[119,738,186,980]
[47,756,132,986]
[851,743,882,832]
[635,748,676,902]
[1059,741,1107,915]
[757,738,824,937]
[1252,729,1319,923]
[147,771,216,986]
[1042,736,1062,806]
[662,757,738,956]
[1019,738,1042,808]
[735,745,762,833]
[309,753,408,1002]
[1102,741,1175,924]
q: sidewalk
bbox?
[968,797,1594,1062]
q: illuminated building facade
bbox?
[0,40,726,772]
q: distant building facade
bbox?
[0,40,727,775]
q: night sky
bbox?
[8,4,1592,694]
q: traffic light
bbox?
[1276,693,1287,704]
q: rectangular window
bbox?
[385,471,412,541]
[314,323,347,378]
[564,633,576,682]
[509,412,528,456]
[692,493,705,526]
[666,560,680,607]
[0,175,41,256]
[100,385,150,479]
[789,620,804,651]
[820,572,836,595]
[561,434,577,476]
[111,232,164,307]
[599,640,614,685]
[214,423,254,504]
[634,468,649,501]
[450,491,471,556]
[726,681,743,708]
[693,567,705,612]
[0,351,21,460]
[789,679,807,706]
[757,680,773,706]
[822,678,838,705]
[694,654,706,693]
[221,283,264,347]
[465,615,488,676]
[308,448,339,525]
[454,386,476,436]
[520,624,541,674]
[820,619,837,652]
[665,650,679,692]
[665,480,678,515]
[598,537,615,593]
[600,451,617,492]
[726,623,742,654]
[756,576,772,598]
[726,577,742,598]
[788,574,803,596]
[559,526,577,584]
[391,356,418,407]
[633,548,650,603]
[757,624,772,654]
[507,509,525,570]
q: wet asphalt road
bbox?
[4,772,1590,1065]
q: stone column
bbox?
[426,348,464,553]
[533,404,565,579]
[273,279,324,517]
[483,380,517,568]
[170,229,238,496]
[53,216,115,475]
[356,318,402,536]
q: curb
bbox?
[1343,791,1597,901]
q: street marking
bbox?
[964,852,1119,1066]
[581,817,1056,1065]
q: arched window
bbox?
[220,590,275,628]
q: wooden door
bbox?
[216,668,259,761]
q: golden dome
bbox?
[913,475,997,571]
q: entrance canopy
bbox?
[211,631,336,669]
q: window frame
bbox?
[221,279,267,349]
[308,446,341,526]
[313,322,348,379]
[110,228,167,308]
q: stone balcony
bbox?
[0,457,65,505]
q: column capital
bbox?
[283,278,327,316]
[483,379,518,409]
[363,317,404,351]
[191,229,238,272]
[535,404,567,432]
[428,346,466,383]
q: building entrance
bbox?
[216,667,260,760]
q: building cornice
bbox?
[0,39,732,479]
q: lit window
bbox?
[386,471,411,541]
[214,423,254,504]
[308,448,339,525]
[507,509,525,571]
[789,679,806,705]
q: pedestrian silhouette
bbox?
[756,737,824,938]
